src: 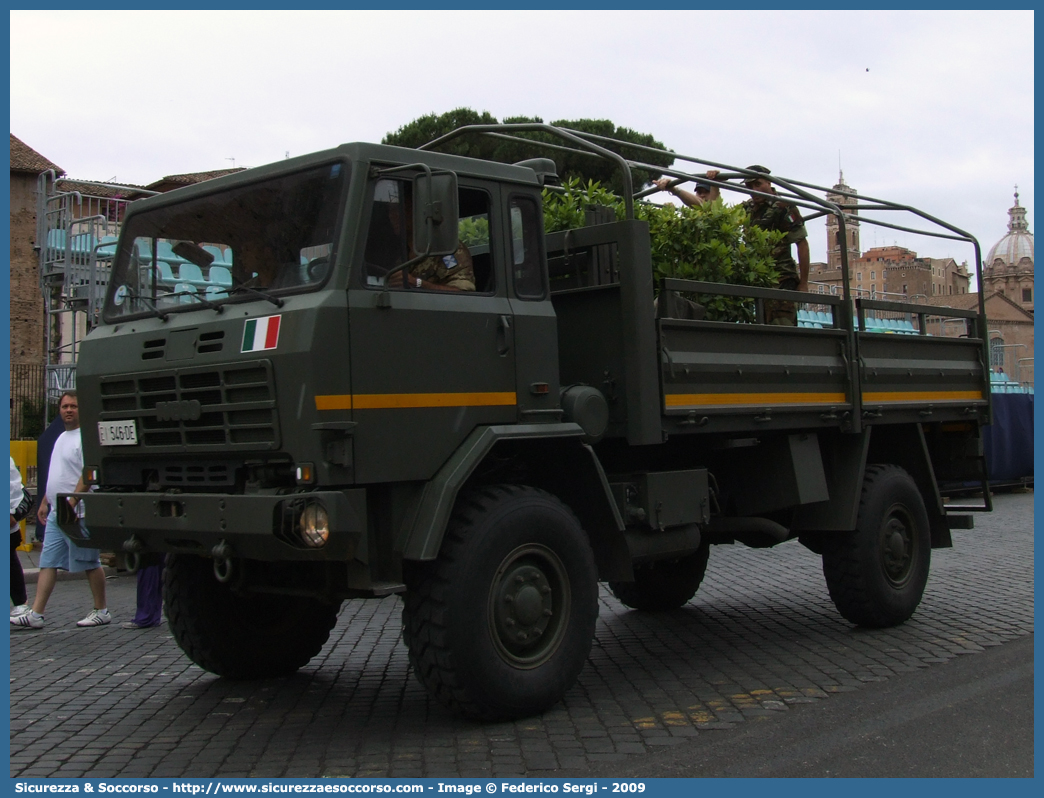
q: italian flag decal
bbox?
[241,315,282,352]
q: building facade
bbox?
[9,134,63,366]
[982,189,1034,314]
[809,171,972,302]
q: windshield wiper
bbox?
[172,288,225,314]
[227,282,285,308]
[123,287,226,319]
[123,289,170,321]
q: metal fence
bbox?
[10,364,50,440]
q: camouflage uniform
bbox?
[407,243,476,292]
[742,197,807,325]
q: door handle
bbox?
[496,315,512,356]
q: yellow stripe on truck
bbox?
[315,392,517,411]
[862,390,984,403]
[664,391,847,408]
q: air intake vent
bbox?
[197,330,225,354]
[141,338,166,361]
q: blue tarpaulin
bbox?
[983,392,1034,482]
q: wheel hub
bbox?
[881,513,913,584]
[496,565,552,642]
[488,544,570,668]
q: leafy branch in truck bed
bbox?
[542,177,782,321]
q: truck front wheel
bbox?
[607,544,710,611]
[402,485,599,720]
[164,554,340,679]
[822,464,931,628]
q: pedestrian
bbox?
[34,413,66,542]
[122,554,165,629]
[10,457,33,616]
[740,165,810,326]
[11,391,111,630]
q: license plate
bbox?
[98,420,138,446]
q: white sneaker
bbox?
[76,608,111,627]
[11,610,43,629]
[10,604,30,617]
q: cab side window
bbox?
[509,196,546,300]
[363,179,493,294]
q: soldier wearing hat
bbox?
[653,169,721,207]
[740,165,810,326]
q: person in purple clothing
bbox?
[122,554,164,629]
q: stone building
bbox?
[879,249,971,300]
[825,172,861,269]
[9,134,63,366]
[926,188,1034,385]
[982,189,1034,314]
[808,171,971,301]
[809,241,970,301]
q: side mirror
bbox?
[412,172,459,257]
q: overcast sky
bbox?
[10,9,1034,271]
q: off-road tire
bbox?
[822,464,931,628]
[402,484,599,720]
[164,554,339,679]
[608,544,710,611]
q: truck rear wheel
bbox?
[164,554,339,679]
[608,544,710,611]
[822,464,931,628]
[402,484,599,720]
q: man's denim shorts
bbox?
[39,513,101,573]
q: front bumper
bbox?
[56,490,365,562]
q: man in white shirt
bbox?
[11,391,110,629]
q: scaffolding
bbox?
[35,172,157,412]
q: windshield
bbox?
[105,162,347,320]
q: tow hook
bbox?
[122,535,144,574]
[211,540,234,583]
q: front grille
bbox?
[98,360,279,452]
[103,459,238,487]
[163,462,235,485]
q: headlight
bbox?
[298,503,330,548]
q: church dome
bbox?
[984,189,1033,273]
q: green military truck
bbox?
[60,125,991,720]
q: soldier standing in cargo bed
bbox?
[741,165,810,326]
[653,169,722,206]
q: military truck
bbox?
[60,124,992,720]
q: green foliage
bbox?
[541,177,625,234]
[541,181,783,321]
[546,118,673,195]
[383,108,500,160]
[639,201,783,321]
[384,109,674,195]
[458,215,490,248]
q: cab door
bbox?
[504,192,561,423]
[345,177,516,484]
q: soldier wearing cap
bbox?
[653,170,721,207]
[741,165,809,326]
[382,184,476,292]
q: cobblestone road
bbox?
[9,491,1033,779]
